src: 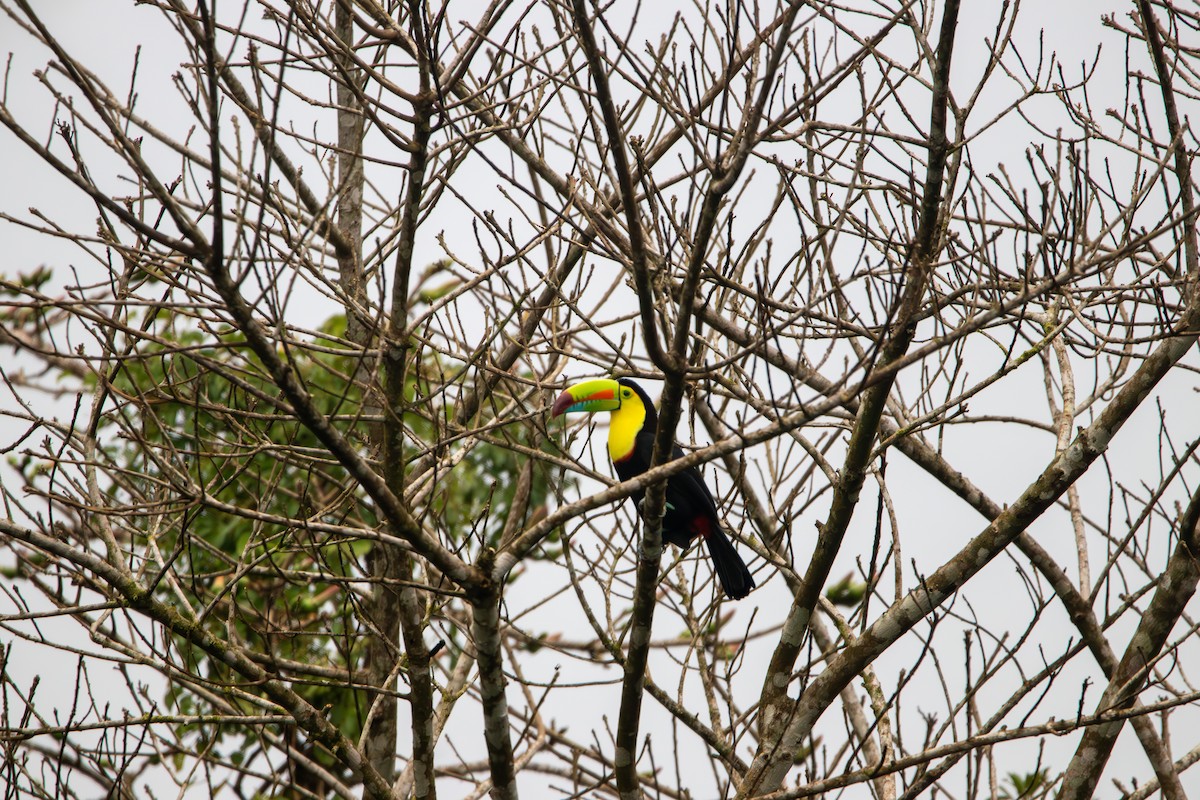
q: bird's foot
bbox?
[636,497,673,516]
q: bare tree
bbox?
[1,1,1198,798]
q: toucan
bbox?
[551,377,755,599]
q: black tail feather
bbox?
[704,528,755,599]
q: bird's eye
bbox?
[622,389,631,398]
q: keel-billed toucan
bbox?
[552,377,755,599]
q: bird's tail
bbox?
[703,527,755,599]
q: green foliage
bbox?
[792,735,822,764]
[999,768,1053,799]
[825,573,867,607]
[88,309,563,780]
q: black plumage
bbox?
[611,379,755,600]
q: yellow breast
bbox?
[607,388,646,462]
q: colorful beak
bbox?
[551,378,623,417]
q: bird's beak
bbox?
[551,378,622,417]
